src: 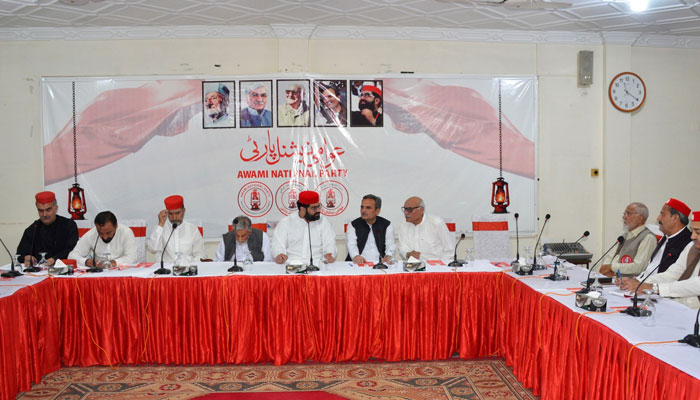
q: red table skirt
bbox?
[4,272,700,400]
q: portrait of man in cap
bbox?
[350,80,383,127]
[203,81,235,128]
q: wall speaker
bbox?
[578,50,593,86]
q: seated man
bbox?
[597,202,657,277]
[146,195,203,263]
[16,191,78,266]
[637,198,692,279]
[271,191,336,264]
[345,194,395,264]
[215,215,272,262]
[68,211,137,267]
[397,196,454,261]
[620,211,700,309]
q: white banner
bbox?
[41,75,537,238]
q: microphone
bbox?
[0,235,22,278]
[530,214,551,271]
[306,221,319,272]
[24,222,41,273]
[512,213,520,265]
[154,223,177,275]
[623,253,662,317]
[228,218,243,272]
[544,230,589,281]
[449,233,466,267]
[86,229,102,273]
[577,235,624,294]
[679,308,700,348]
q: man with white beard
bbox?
[596,202,657,277]
[204,83,234,127]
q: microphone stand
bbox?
[86,231,103,273]
[531,214,550,271]
[449,233,466,267]
[623,260,661,317]
[679,308,700,348]
[306,221,319,272]
[0,236,22,278]
[154,223,177,275]
[545,231,589,281]
[228,218,242,272]
[373,253,388,269]
[24,222,41,273]
[577,236,624,294]
[512,213,520,265]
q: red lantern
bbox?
[491,177,509,214]
[68,183,86,220]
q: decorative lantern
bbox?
[492,80,510,214]
[67,81,87,220]
[68,183,86,219]
[491,177,510,213]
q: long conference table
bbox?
[2,259,700,400]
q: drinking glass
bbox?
[465,248,474,266]
[38,252,48,268]
[641,289,656,326]
[591,273,604,294]
[99,252,112,270]
[243,254,254,271]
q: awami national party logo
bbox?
[316,180,349,217]
[237,181,273,218]
[275,181,308,216]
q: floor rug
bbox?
[19,358,537,399]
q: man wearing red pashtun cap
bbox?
[146,195,203,264]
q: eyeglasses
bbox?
[623,211,639,216]
[401,206,423,213]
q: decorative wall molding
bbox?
[1,25,699,49]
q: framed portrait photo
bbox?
[202,81,235,129]
[239,80,273,128]
[313,80,348,128]
[350,80,383,127]
[277,79,311,128]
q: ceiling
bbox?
[0,0,699,43]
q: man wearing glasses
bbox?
[241,82,272,127]
[595,202,657,277]
[397,196,454,261]
[350,85,383,127]
[271,191,337,264]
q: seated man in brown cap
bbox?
[146,195,203,264]
[16,191,78,267]
[271,190,336,264]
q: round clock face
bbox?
[609,72,646,112]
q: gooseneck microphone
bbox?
[154,223,177,275]
[86,230,102,273]
[623,256,662,317]
[531,214,551,271]
[545,230,589,281]
[679,308,700,348]
[577,236,624,294]
[228,218,243,272]
[0,235,22,278]
[24,222,41,273]
[512,213,520,265]
[449,233,466,267]
[306,221,319,272]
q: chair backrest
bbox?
[472,215,510,260]
[227,221,267,232]
[186,219,203,236]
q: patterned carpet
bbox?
[18,359,537,400]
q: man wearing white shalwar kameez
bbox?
[146,195,203,264]
[271,191,336,264]
[68,211,137,267]
[397,196,454,261]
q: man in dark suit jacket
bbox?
[638,198,693,279]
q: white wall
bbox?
[1,36,699,264]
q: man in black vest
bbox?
[215,215,272,262]
[637,198,692,279]
[345,194,395,264]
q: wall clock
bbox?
[609,72,646,112]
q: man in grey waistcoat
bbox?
[215,216,272,262]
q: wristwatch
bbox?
[652,283,659,295]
